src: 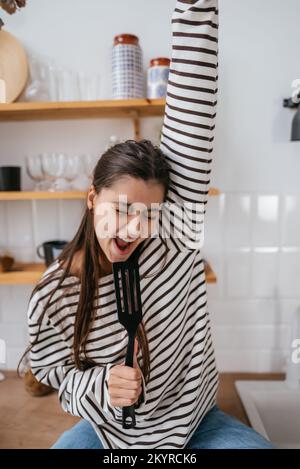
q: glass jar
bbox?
[112,34,144,100]
[147,57,170,99]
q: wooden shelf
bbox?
[208,187,221,196]
[0,191,87,201]
[0,188,220,201]
[0,260,217,285]
[0,99,166,122]
[204,261,217,284]
[0,263,45,285]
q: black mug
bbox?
[0,166,21,191]
[37,240,68,267]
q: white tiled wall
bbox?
[204,193,300,372]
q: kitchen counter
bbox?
[217,372,284,425]
[0,371,285,449]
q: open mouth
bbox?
[113,236,133,255]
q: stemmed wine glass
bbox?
[83,154,97,183]
[25,154,48,191]
[40,153,68,191]
[64,155,81,189]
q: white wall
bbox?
[1,0,300,372]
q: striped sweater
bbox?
[28,0,219,449]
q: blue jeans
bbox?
[51,405,276,449]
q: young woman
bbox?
[24,0,275,449]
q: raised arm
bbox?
[160,0,219,250]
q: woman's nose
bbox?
[118,215,141,240]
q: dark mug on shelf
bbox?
[37,240,68,267]
[0,166,21,191]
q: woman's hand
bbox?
[108,338,143,408]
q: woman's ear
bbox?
[87,185,96,210]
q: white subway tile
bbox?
[279,251,300,298]
[215,349,258,372]
[225,251,251,298]
[6,201,33,248]
[224,193,251,248]
[205,195,225,251]
[59,200,85,240]
[211,325,234,349]
[255,350,287,373]
[252,251,278,298]
[282,195,300,247]
[215,349,287,373]
[253,195,280,246]
[279,299,300,324]
[1,285,32,323]
[5,347,27,370]
[0,324,28,347]
[208,299,292,326]
[34,201,59,245]
[212,325,290,350]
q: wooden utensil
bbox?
[0,29,28,102]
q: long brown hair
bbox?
[19,139,171,385]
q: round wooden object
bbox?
[0,29,28,103]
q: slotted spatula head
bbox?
[112,257,143,335]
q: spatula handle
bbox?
[123,334,136,429]
[125,334,135,368]
[123,403,136,429]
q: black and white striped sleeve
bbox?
[160,0,218,251]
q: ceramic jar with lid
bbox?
[112,34,144,100]
[147,57,170,99]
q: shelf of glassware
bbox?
[0,99,166,121]
[0,188,221,201]
[0,261,217,285]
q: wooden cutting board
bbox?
[0,29,28,103]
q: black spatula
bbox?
[112,255,143,429]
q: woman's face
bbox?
[88,176,165,265]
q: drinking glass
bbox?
[58,70,80,101]
[24,55,50,102]
[64,155,81,189]
[83,154,97,181]
[78,72,101,100]
[25,154,48,191]
[40,153,68,191]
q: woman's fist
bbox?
[108,338,143,408]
